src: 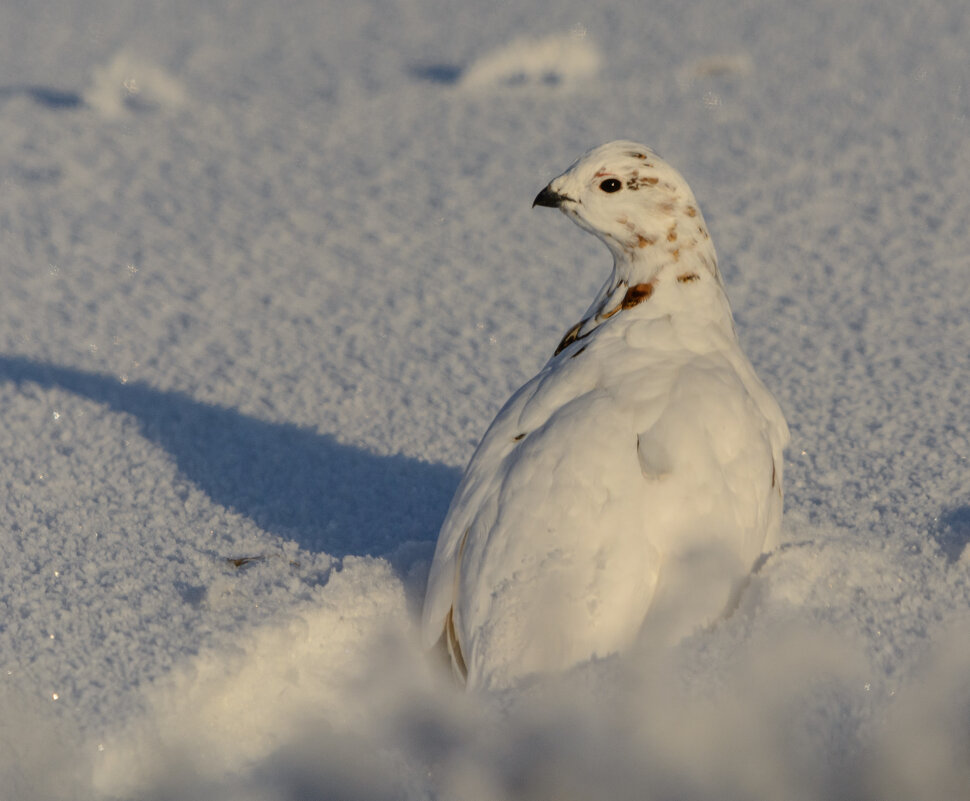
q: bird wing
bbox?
[626,352,785,645]
[451,390,668,686]
[420,354,603,649]
[422,312,787,676]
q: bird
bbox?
[421,140,789,690]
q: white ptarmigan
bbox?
[422,141,789,690]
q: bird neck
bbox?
[553,244,731,357]
[611,226,720,283]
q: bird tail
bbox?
[445,607,468,684]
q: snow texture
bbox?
[0,0,968,798]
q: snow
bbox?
[0,0,968,798]
[458,30,601,89]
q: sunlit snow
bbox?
[1,1,968,799]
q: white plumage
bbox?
[422,141,789,690]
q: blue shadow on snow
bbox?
[0,355,459,559]
[0,85,83,109]
[933,506,970,564]
[409,63,463,84]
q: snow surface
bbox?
[0,0,968,798]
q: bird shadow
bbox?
[931,506,970,565]
[0,355,459,560]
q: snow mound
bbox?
[88,596,970,801]
[84,51,186,118]
[0,681,86,801]
[460,29,600,90]
[91,556,416,796]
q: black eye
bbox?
[599,178,622,193]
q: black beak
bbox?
[532,185,566,208]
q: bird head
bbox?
[534,140,719,283]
